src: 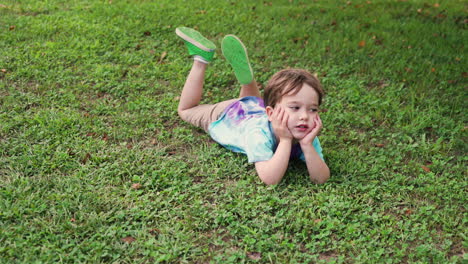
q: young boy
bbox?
[175,27,330,185]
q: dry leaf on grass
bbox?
[131,183,142,190]
[121,236,136,243]
[247,252,261,260]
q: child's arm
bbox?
[299,115,330,184]
[255,139,292,185]
[255,106,293,185]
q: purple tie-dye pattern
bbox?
[226,101,246,125]
[224,97,264,126]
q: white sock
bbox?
[194,55,209,64]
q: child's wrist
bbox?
[299,140,313,147]
[279,137,293,143]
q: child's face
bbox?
[274,83,320,140]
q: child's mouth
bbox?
[296,125,309,131]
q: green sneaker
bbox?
[221,35,254,85]
[175,27,216,63]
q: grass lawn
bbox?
[0,0,466,263]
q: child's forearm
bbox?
[301,144,330,184]
[255,140,292,185]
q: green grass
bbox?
[0,0,466,263]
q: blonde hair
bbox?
[264,69,324,108]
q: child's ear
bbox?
[265,106,274,122]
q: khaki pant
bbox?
[178,99,237,132]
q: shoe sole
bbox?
[175,27,215,52]
[222,35,254,85]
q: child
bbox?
[175,27,330,185]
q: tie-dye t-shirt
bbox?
[208,96,324,163]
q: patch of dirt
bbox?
[319,251,339,261]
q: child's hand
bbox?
[270,105,293,142]
[299,114,322,146]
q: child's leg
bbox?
[222,35,261,98]
[178,61,236,132]
[177,60,206,114]
[176,27,237,132]
[239,80,261,98]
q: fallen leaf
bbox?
[462,72,468,78]
[70,218,76,222]
[143,31,151,36]
[149,228,160,236]
[375,143,385,148]
[434,3,440,8]
[405,67,413,73]
[67,148,76,156]
[431,68,436,72]
[247,252,261,261]
[1,69,6,73]
[151,138,157,145]
[9,25,15,31]
[417,8,422,13]
[374,38,383,45]
[314,219,322,223]
[126,143,133,149]
[131,183,142,190]
[358,40,366,47]
[158,51,167,64]
[121,236,136,243]
[81,153,91,164]
[421,165,431,172]
[405,209,412,216]
[102,133,109,141]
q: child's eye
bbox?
[309,108,318,112]
[289,106,300,110]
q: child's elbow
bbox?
[310,171,330,184]
[260,176,281,185]
[312,176,329,184]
